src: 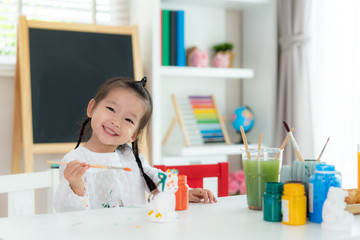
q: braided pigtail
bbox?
[132,140,157,192]
[75,117,91,149]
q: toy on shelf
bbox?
[231,106,255,144]
[186,47,209,67]
[148,169,178,222]
[162,94,231,147]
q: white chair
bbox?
[0,169,59,217]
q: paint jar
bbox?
[309,164,342,223]
[281,183,306,225]
[263,182,284,222]
[175,175,189,210]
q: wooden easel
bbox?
[12,17,146,173]
[162,94,231,147]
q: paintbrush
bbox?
[240,125,251,159]
[47,160,132,172]
[283,121,304,161]
[316,137,330,161]
[275,127,294,160]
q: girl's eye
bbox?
[125,118,134,124]
[106,107,115,112]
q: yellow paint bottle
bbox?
[281,183,306,225]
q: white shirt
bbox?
[54,145,160,212]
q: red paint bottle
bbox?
[175,175,189,210]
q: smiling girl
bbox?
[54,77,216,212]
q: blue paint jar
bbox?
[308,164,342,223]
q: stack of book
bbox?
[161,9,185,66]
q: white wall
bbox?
[242,2,277,146]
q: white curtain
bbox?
[309,0,360,188]
[276,0,314,165]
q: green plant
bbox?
[212,43,233,52]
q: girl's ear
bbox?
[130,130,141,142]
[87,99,96,118]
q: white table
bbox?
[0,195,359,240]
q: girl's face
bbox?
[85,87,145,152]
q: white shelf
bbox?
[163,143,259,157]
[151,0,277,165]
[160,66,254,79]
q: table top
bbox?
[0,195,359,240]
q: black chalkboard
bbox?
[28,28,134,143]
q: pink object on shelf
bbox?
[212,52,230,68]
[189,48,209,67]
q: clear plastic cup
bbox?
[241,148,282,210]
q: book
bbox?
[176,10,185,66]
[160,10,162,66]
[162,10,170,66]
[169,10,177,66]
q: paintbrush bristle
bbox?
[283,121,290,132]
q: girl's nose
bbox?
[111,119,120,128]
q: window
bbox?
[0,0,129,65]
[310,0,360,188]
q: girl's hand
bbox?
[189,188,217,203]
[63,160,89,196]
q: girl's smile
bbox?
[103,125,118,136]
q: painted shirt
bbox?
[54,145,160,212]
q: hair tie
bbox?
[141,77,147,87]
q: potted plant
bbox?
[212,42,234,68]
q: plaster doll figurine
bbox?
[148,169,178,222]
[322,187,354,231]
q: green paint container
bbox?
[263,182,284,222]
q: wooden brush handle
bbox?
[275,128,294,160]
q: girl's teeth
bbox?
[105,127,116,135]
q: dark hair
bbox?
[75,76,157,192]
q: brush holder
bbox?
[291,159,326,185]
[280,160,326,193]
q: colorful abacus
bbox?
[189,95,227,144]
[162,94,230,147]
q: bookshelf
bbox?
[151,0,277,165]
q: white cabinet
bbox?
[151,0,277,165]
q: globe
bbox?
[232,107,255,133]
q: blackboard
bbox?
[29,28,134,143]
[12,17,144,172]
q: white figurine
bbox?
[148,169,178,222]
[322,187,355,231]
